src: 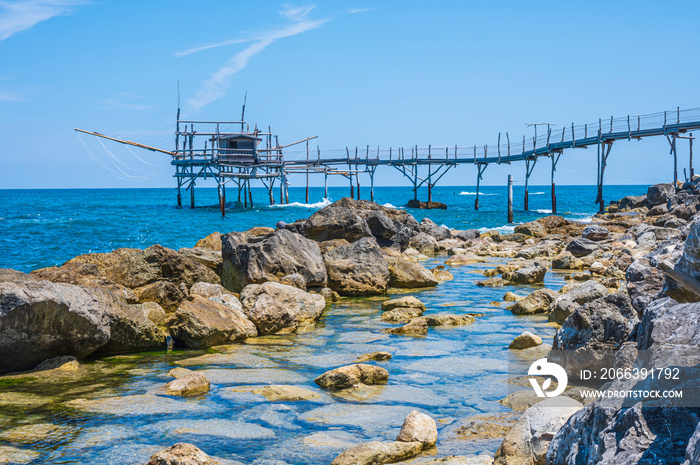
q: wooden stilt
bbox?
[248,181,253,207]
[305,139,310,203]
[177,180,182,208]
[507,174,513,223]
[475,164,487,210]
[324,171,328,199]
[244,180,248,208]
[691,133,695,179]
[551,151,561,214]
[190,183,195,209]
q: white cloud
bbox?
[0,0,85,41]
[347,7,375,14]
[185,6,327,112]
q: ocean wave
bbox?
[459,191,499,196]
[478,225,515,234]
[382,203,397,209]
[270,199,332,209]
[535,209,552,214]
[530,192,545,195]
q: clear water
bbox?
[0,185,644,464]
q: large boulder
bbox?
[503,263,547,284]
[168,295,257,348]
[290,207,372,242]
[66,244,219,289]
[239,281,326,335]
[494,397,582,465]
[194,231,222,251]
[647,182,675,206]
[96,302,167,355]
[147,443,211,465]
[323,237,390,296]
[0,272,112,373]
[566,238,601,257]
[514,221,547,238]
[132,280,186,313]
[407,232,438,254]
[381,296,426,311]
[221,229,327,292]
[636,297,700,350]
[507,288,559,315]
[177,247,222,273]
[419,218,450,241]
[385,256,439,288]
[582,224,610,241]
[30,262,137,303]
[314,363,389,390]
[626,258,664,313]
[548,281,609,324]
[551,251,584,270]
[619,195,647,210]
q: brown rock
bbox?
[314,363,389,390]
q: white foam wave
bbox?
[535,209,552,214]
[270,198,332,209]
[459,191,499,196]
[573,216,594,224]
[478,225,515,234]
[530,191,545,195]
[382,203,397,209]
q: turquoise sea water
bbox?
[0,185,646,272]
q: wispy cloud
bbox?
[175,38,255,58]
[347,7,375,14]
[185,5,326,112]
[99,92,153,111]
[0,90,21,101]
[0,0,85,41]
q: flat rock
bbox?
[154,419,275,440]
[381,296,426,311]
[507,288,559,315]
[65,394,207,415]
[164,372,210,397]
[356,352,392,362]
[424,314,475,327]
[383,317,429,336]
[331,441,423,465]
[314,364,389,390]
[229,385,321,402]
[508,331,542,349]
[0,445,40,464]
[566,238,600,257]
[582,224,610,241]
[381,307,424,323]
[385,256,439,289]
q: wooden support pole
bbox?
[177,180,182,208]
[673,134,678,189]
[324,170,328,199]
[524,160,530,211]
[428,145,432,203]
[507,174,513,224]
[305,139,309,203]
[691,133,695,179]
[190,183,195,209]
[218,183,225,218]
[370,169,375,202]
[244,179,248,208]
[248,180,254,208]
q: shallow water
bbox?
[0,253,569,464]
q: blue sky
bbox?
[1,0,700,190]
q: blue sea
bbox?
[0,185,646,272]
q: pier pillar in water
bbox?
[177,187,182,209]
[507,174,513,223]
[190,184,195,209]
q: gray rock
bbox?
[551,251,584,270]
[503,263,547,284]
[456,229,480,241]
[685,422,700,465]
[636,297,700,350]
[626,258,664,313]
[647,182,675,206]
[96,302,166,355]
[396,410,437,447]
[240,282,326,335]
[293,207,372,243]
[619,195,647,210]
[582,224,610,241]
[323,237,390,296]
[177,247,222,272]
[222,229,327,292]
[566,238,601,257]
[508,288,559,315]
[648,203,670,216]
[548,281,609,324]
[314,364,389,390]
[419,218,450,241]
[407,232,438,254]
[514,221,547,238]
[385,256,439,288]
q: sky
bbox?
[1,0,700,190]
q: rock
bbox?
[396,410,437,447]
[67,244,220,289]
[147,443,212,465]
[319,287,342,304]
[665,217,687,229]
[407,232,439,254]
[406,199,447,209]
[167,367,193,379]
[188,282,228,299]
[419,218,450,241]
[97,301,167,354]
[548,281,609,324]
[195,232,223,251]
[671,203,697,220]
[65,394,207,415]
[30,261,137,303]
[34,355,80,372]
[246,226,275,237]
[177,247,222,273]
[222,229,327,292]
[0,445,40,464]
[431,266,454,282]
[381,307,424,323]
[647,182,675,205]
[331,441,423,465]
[381,296,426,311]
[626,258,665,313]
[514,221,547,238]
[685,422,700,465]
[503,291,524,302]
[566,238,601,257]
[476,277,509,287]
[619,195,647,210]
[164,372,210,397]
[494,397,582,465]
[240,282,326,335]
[385,256,439,288]
[132,280,186,313]
[508,331,542,349]
[499,390,543,412]
[582,224,610,241]
[507,288,559,315]
[636,297,700,350]
[456,229,481,241]
[168,295,257,348]
[363,210,399,242]
[674,218,700,281]
[425,314,475,326]
[242,385,321,402]
[503,263,547,284]
[383,317,428,335]
[314,364,389,390]
[356,352,392,362]
[293,207,372,242]
[279,273,307,290]
[0,274,111,373]
[589,261,606,275]
[324,237,390,296]
[648,203,669,216]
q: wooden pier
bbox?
[76,107,700,216]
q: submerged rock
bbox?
[424,314,475,327]
[383,318,429,336]
[381,296,426,311]
[396,410,438,447]
[507,288,558,315]
[314,364,389,390]
[239,281,326,335]
[236,385,321,402]
[331,441,423,465]
[324,237,390,295]
[508,331,542,349]
[356,352,392,362]
[164,372,210,397]
[381,307,424,323]
[146,443,211,465]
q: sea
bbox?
[0,184,645,464]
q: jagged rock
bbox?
[508,331,542,349]
[407,199,447,209]
[96,301,167,354]
[637,297,700,350]
[381,307,424,323]
[456,229,481,241]
[507,288,559,315]
[356,352,392,362]
[626,258,665,313]
[168,295,257,348]
[396,410,437,447]
[385,256,439,288]
[324,237,390,296]
[66,244,219,289]
[665,217,688,229]
[503,263,547,284]
[420,218,450,241]
[279,273,307,290]
[684,422,700,465]
[408,232,438,254]
[188,282,228,299]
[292,207,372,242]
[195,232,223,251]
[240,281,325,335]
[165,372,210,397]
[476,277,509,287]
[514,221,547,238]
[133,280,186,312]
[551,251,585,270]
[566,238,601,257]
[222,229,327,292]
[363,210,398,241]
[331,441,423,465]
[381,296,426,311]
[30,261,137,303]
[583,224,610,241]
[494,397,582,465]
[383,317,429,335]
[314,363,389,390]
[647,182,675,206]
[619,195,647,210]
[177,247,222,272]
[147,443,212,465]
[425,314,475,326]
[548,281,609,324]
[431,266,454,282]
[672,203,697,220]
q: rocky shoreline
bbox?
[1,182,699,464]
